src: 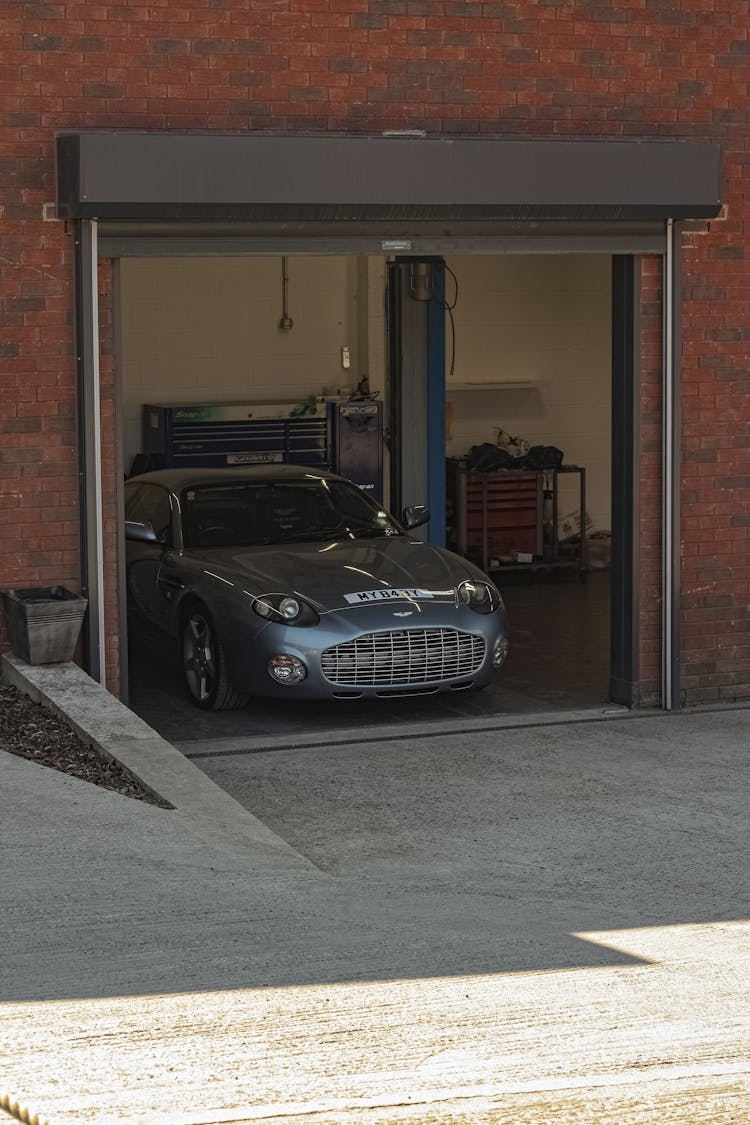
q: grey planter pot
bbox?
[3,586,88,665]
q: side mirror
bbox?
[402,504,430,530]
[125,519,160,544]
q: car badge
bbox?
[393,610,414,617]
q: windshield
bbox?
[180,476,402,549]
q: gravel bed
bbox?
[0,677,172,807]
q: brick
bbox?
[0,5,748,708]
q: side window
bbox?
[123,483,144,520]
[128,484,173,543]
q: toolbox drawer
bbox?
[448,461,543,566]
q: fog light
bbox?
[268,654,307,685]
[493,636,509,669]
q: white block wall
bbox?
[444,255,612,532]
[119,256,360,473]
[118,253,610,531]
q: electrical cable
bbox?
[444,264,459,380]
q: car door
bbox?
[124,482,174,625]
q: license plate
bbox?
[344,588,434,604]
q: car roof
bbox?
[125,465,345,491]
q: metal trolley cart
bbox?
[448,460,588,581]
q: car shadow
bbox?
[126,571,613,744]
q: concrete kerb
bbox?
[1,653,316,872]
[176,703,640,761]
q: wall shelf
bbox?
[446,380,537,392]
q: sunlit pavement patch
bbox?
[1,922,748,1124]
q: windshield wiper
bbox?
[271,528,349,544]
[264,525,400,545]
[350,527,400,539]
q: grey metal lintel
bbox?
[74,219,105,685]
[98,233,666,258]
[663,219,682,710]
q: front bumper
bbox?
[221,600,509,700]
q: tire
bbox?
[180,602,248,711]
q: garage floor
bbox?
[126,569,612,744]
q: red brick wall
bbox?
[0,153,79,643]
[681,204,750,704]
[1,1,748,705]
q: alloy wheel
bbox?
[183,610,216,703]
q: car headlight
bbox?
[457,580,501,614]
[252,593,319,626]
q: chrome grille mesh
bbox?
[321,628,485,686]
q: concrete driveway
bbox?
[189,706,747,933]
[1,676,748,1122]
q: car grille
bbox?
[321,628,486,687]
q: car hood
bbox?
[188,536,479,610]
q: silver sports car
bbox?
[124,466,509,709]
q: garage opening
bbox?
[59,131,722,728]
[115,249,615,740]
